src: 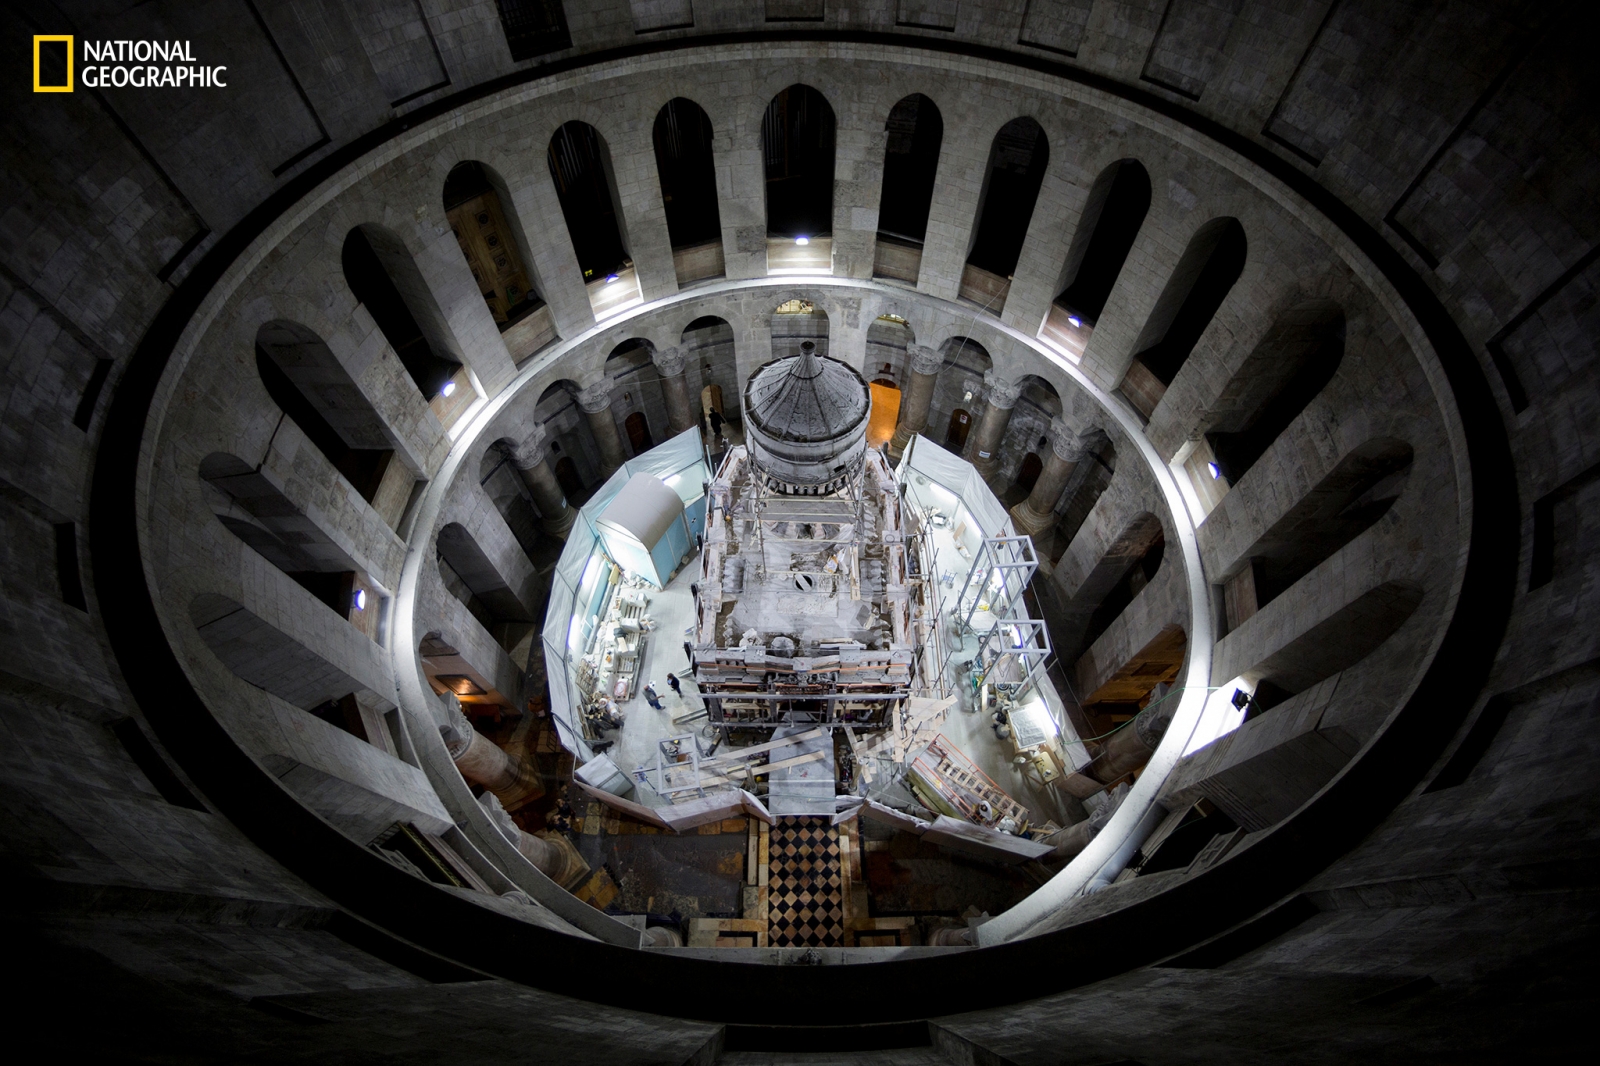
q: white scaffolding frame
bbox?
[971,617,1053,694]
[951,535,1039,634]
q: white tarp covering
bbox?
[542,429,711,768]
[595,473,688,588]
[897,434,1014,537]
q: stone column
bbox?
[439,696,543,808]
[966,371,1022,481]
[888,344,944,460]
[1010,417,1088,536]
[477,792,590,890]
[510,425,575,539]
[653,346,696,435]
[577,381,627,479]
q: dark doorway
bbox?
[625,412,653,454]
[1015,452,1043,493]
[554,456,584,502]
[945,409,972,451]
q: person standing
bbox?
[643,681,664,711]
[709,408,724,438]
[666,673,682,698]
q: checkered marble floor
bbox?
[767,816,845,948]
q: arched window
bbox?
[1228,580,1423,718]
[190,592,366,714]
[255,321,396,506]
[682,316,736,428]
[1184,302,1345,512]
[437,522,532,630]
[604,339,664,456]
[1220,438,1413,632]
[1061,511,1165,661]
[1121,217,1247,418]
[443,161,546,335]
[548,121,630,282]
[479,442,545,560]
[1054,433,1116,560]
[653,98,723,283]
[874,94,943,282]
[927,336,991,454]
[762,85,836,239]
[200,453,380,639]
[865,315,913,446]
[341,225,462,401]
[963,117,1049,307]
[771,299,829,360]
[533,380,597,503]
[1042,160,1150,356]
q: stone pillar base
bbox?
[1009,499,1056,537]
[541,505,577,540]
[533,829,591,890]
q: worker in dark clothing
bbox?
[666,673,682,697]
[709,409,724,437]
[643,681,663,711]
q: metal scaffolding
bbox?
[951,534,1039,634]
[971,616,1052,694]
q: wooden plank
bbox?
[700,727,826,768]
[747,820,758,884]
[758,822,769,886]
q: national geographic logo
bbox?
[32,36,72,92]
[33,35,229,92]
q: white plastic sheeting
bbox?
[595,473,691,589]
[542,428,710,766]
[897,434,1014,537]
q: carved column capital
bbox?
[576,381,614,414]
[652,345,687,377]
[983,370,1022,410]
[509,424,549,468]
[1047,416,1090,462]
[908,344,944,375]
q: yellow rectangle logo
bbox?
[34,35,74,92]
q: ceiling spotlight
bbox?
[1207,462,1222,479]
[605,273,620,283]
[353,589,367,611]
[795,236,809,246]
[440,380,457,398]
[1067,314,1082,328]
